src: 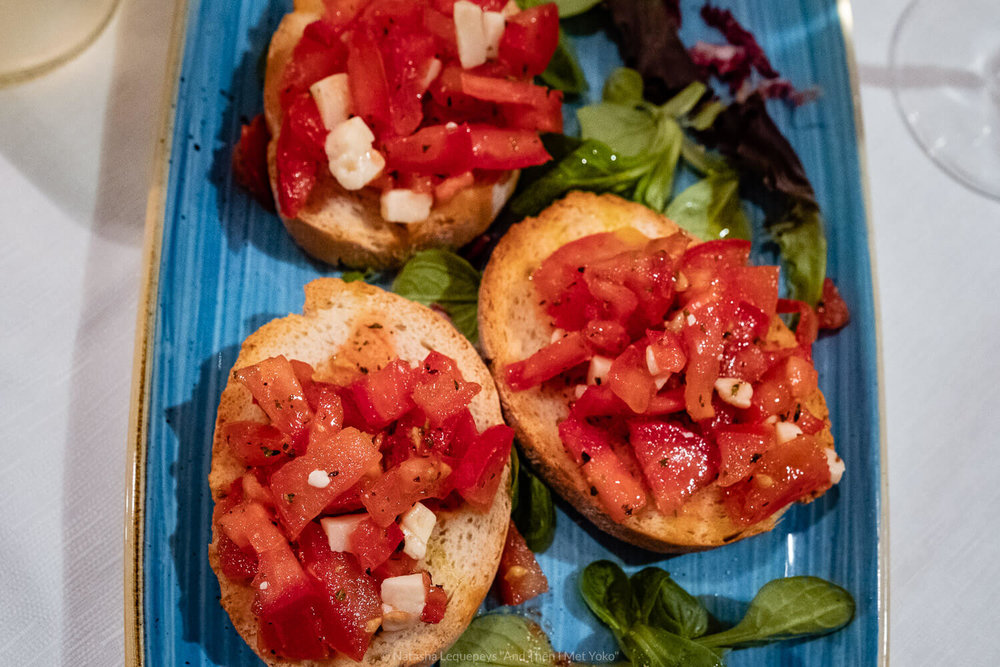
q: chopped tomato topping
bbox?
[496,521,549,605]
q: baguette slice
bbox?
[209,278,511,667]
[263,9,518,269]
[479,192,837,553]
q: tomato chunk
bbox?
[384,124,474,176]
[410,351,482,426]
[269,427,381,539]
[349,517,405,571]
[350,359,417,429]
[469,126,552,170]
[715,423,775,487]
[558,418,647,521]
[497,521,549,605]
[628,420,718,513]
[505,331,591,391]
[451,424,514,508]
[362,455,453,526]
[223,421,296,466]
[497,4,559,77]
[234,356,314,439]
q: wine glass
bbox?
[890,0,1000,199]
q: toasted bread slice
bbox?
[263,10,518,269]
[209,278,511,666]
[478,192,837,553]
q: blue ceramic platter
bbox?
[134,0,884,664]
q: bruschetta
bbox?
[209,278,512,665]
[479,192,843,553]
[262,0,562,268]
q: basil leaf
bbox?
[633,119,683,212]
[665,170,751,242]
[631,568,710,640]
[509,139,650,218]
[442,614,558,667]
[513,467,556,552]
[578,102,658,158]
[392,249,481,343]
[658,82,707,119]
[621,624,724,667]
[697,577,855,649]
[340,269,372,283]
[539,30,588,94]
[602,67,644,105]
[767,200,827,306]
[580,560,638,636]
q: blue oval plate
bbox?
[125,1,886,664]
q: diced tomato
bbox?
[558,418,647,521]
[223,421,296,466]
[570,385,686,419]
[217,532,259,580]
[423,7,459,59]
[682,301,728,421]
[269,427,381,538]
[794,404,826,435]
[496,521,548,605]
[460,71,555,113]
[347,28,392,137]
[501,90,564,134]
[411,351,482,425]
[784,354,819,398]
[324,0,368,27]
[232,114,274,211]
[297,523,382,660]
[384,124,473,175]
[422,580,448,622]
[816,277,850,331]
[362,455,454,526]
[434,171,474,203]
[381,30,436,136]
[234,356,314,439]
[275,127,317,218]
[607,344,657,413]
[628,420,717,513]
[583,320,630,356]
[253,547,329,661]
[349,517,405,571]
[451,424,513,508]
[505,331,591,391]
[727,301,772,344]
[284,93,328,160]
[725,265,779,318]
[497,4,559,77]
[469,126,552,170]
[241,471,275,508]
[724,434,831,526]
[308,384,344,432]
[279,20,349,110]
[715,423,775,487]
[371,554,418,582]
[646,330,687,375]
[350,359,417,429]
[323,481,367,514]
[720,339,768,383]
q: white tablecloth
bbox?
[1,0,997,664]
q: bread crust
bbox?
[263,11,518,269]
[210,278,511,666]
[478,192,837,553]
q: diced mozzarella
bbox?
[587,355,613,386]
[774,421,804,444]
[550,328,566,343]
[324,116,385,191]
[714,377,753,409]
[826,449,845,484]
[381,574,427,631]
[418,58,443,93]
[320,514,366,553]
[380,189,434,223]
[645,346,661,376]
[309,72,351,131]
[574,384,588,399]
[454,1,487,68]
[400,502,437,560]
[654,375,669,391]
[482,11,506,58]
[308,469,331,489]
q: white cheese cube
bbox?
[454,1,487,68]
[645,345,661,376]
[550,328,566,343]
[418,58,442,93]
[714,377,753,409]
[587,355,613,386]
[324,116,385,191]
[574,384,588,399]
[381,573,427,631]
[774,420,804,444]
[826,449,845,484]
[308,469,331,489]
[654,375,669,391]
[320,514,366,553]
[501,0,520,17]
[482,11,506,58]
[380,189,434,223]
[309,73,351,131]
[400,502,437,560]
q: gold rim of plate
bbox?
[122,1,889,664]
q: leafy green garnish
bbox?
[441,614,558,667]
[519,0,602,18]
[580,560,855,665]
[767,201,827,306]
[340,268,375,283]
[695,577,855,650]
[540,30,588,94]
[665,170,751,242]
[512,466,556,552]
[392,249,480,343]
